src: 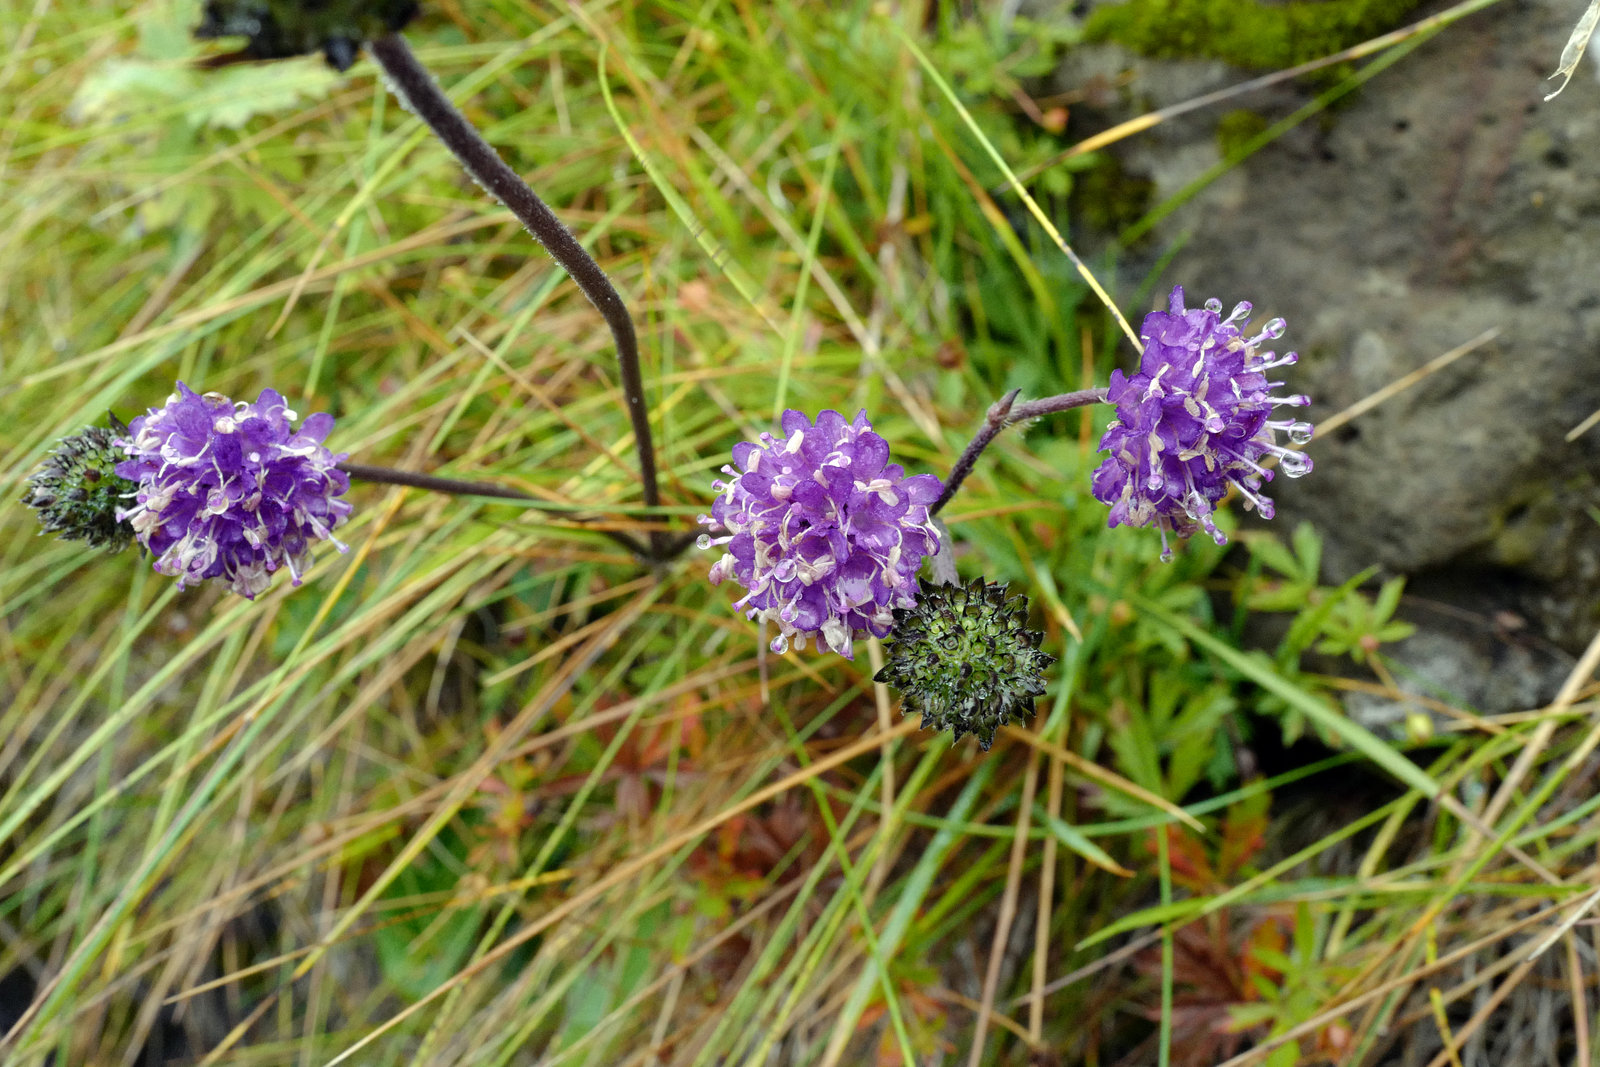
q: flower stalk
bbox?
[932,387,1110,517]
[337,461,650,557]
[366,32,665,559]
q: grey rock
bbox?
[1341,615,1572,733]
[1054,0,1600,653]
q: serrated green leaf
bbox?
[1040,812,1133,877]
[1135,596,1439,797]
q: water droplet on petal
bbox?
[1286,422,1314,445]
[695,534,713,550]
[1261,318,1286,339]
[1204,298,1223,314]
[1280,452,1313,478]
[770,633,790,654]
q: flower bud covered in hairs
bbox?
[195,0,420,71]
[874,577,1054,750]
[22,419,138,552]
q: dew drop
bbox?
[770,633,790,654]
[1285,422,1314,445]
[1279,452,1313,478]
[1261,318,1286,339]
[1204,298,1223,314]
[695,534,713,550]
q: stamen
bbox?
[1228,476,1275,519]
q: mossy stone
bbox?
[1216,109,1271,159]
[1072,151,1156,234]
[1083,0,1426,70]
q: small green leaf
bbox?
[1134,596,1440,797]
[1039,812,1133,876]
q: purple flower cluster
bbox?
[698,410,942,659]
[1093,286,1313,560]
[116,383,352,598]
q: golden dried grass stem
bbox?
[968,747,1043,1064]
[1031,750,1065,1038]
[1020,0,1508,178]
[325,715,923,1065]
[1215,898,1571,1066]
[1477,625,1600,833]
[1311,328,1499,442]
[1001,725,1202,833]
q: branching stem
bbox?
[932,387,1110,516]
[367,34,664,558]
[339,461,649,557]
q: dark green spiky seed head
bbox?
[874,577,1054,750]
[195,0,421,71]
[22,420,137,552]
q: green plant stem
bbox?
[932,387,1111,516]
[339,461,648,557]
[366,33,665,559]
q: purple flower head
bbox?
[115,383,353,598]
[1092,286,1313,560]
[697,410,943,659]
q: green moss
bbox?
[1084,0,1426,70]
[1216,108,1270,158]
[1070,151,1156,233]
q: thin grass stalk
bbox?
[968,747,1042,1063]
[325,716,925,1064]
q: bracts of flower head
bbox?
[874,578,1054,749]
[22,420,138,552]
[115,383,352,599]
[195,0,420,70]
[192,8,666,559]
[1092,286,1314,561]
[698,410,943,660]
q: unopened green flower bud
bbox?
[22,420,137,552]
[1404,710,1434,744]
[874,577,1054,750]
[195,0,421,71]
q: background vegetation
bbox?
[2,0,1596,1064]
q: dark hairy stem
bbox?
[339,462,649,557]
[931,387,1111,516]
[367,34,665,559]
